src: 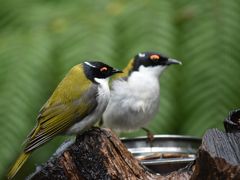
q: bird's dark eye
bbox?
[150,54,160,60]
[100,66,108,72]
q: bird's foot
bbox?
[142,127,154,143]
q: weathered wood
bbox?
[224,109,240,133]
[28,109,240,180]
[191,129,240,180]
[28,128,157,179]
[28,128,191,180]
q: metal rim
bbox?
[121,134,201,165]
[121,134,201,141]
[141,157,195,165]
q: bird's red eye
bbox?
[150,54,160,60]
[100,67,108,72]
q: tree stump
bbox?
[28,109,240,180]
[191,129,240,180]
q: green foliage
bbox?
[0,0,240,178]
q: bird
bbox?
[102,52,181,139]
[7,61,122,179]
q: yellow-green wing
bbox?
[111,59,134,82]
[24,64,98,152]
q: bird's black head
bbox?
[132,52,181,71]
[83,61,122,83]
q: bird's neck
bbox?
[127,65,163,92]
[94,77,111,117]
[94,78,110,90]
[137,65,166,78]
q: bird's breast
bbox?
[128,72,160,100]
[103,66,163,131]
[111,71,160,113]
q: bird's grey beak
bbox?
[166,58,182,65]
[112,69,123,74]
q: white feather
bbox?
[103,65,166,131]
[138,53,146,57]
[84,61,96,68]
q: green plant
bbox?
[0,0,240,178]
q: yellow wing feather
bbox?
[7,152,30,179]
[111,59,134,81]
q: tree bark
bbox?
[191,129,240,180]
[28,128,191,180]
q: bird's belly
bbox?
[103,84,160,131]
[108,99,159,131]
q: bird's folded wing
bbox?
[111,59,134,82]
[24,84,98,152]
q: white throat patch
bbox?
[94,77,109,85]
[138,65,166,77]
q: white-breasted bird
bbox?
[102,52,181,138]
[7,61,122,179]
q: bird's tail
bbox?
[7,152,30,179]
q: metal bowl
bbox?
[121,135,201,174]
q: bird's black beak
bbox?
[112,69,123,74]
[166,58,182,65]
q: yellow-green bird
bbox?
[7,61,122,179]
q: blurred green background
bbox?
[1,0,240,179]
